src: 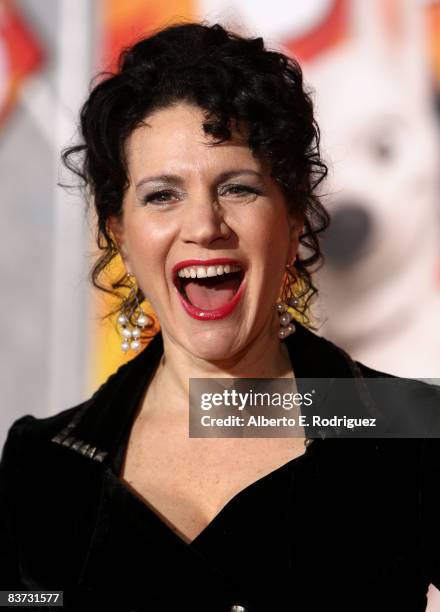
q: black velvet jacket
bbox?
[1,321,440,612]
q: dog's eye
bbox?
[368,132,396,163]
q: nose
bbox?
[180,193,231,246]
[322,202,373,268]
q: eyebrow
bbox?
[135,169,264,190]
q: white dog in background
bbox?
[201,0,440,379]
[301,0,440,379]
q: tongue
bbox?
[184,274,242,310]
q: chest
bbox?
[119,417,306,543]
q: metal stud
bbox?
[85,446,98,459]
[93,451,108,463]
[79,443,91,456]
[71,439,84,452]
[61,436,75,447]
[51,433,66,445]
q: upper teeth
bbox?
[177,264,242,278]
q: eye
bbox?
[369,135,394,163]
[219,184,262,198]
[142,189,180,205]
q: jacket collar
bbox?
[51,320,371,466]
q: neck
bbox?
[147,313,294,414]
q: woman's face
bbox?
[110,103,303,360]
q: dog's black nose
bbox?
[322,204,373,267]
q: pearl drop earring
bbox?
[118,273,153,352]
[275,298,298,339]
[276,259,300,339]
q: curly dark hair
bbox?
[62,21,330,335]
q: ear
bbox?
[107,216,131,271]
[287,211,304,265]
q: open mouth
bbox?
[174,263,245,312]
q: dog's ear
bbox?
[353,0,429,97]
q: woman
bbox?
[1,22,439,612]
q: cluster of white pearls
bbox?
[276,297,299,340]
[118,311,152,353]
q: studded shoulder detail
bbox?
[50,406,108,463]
